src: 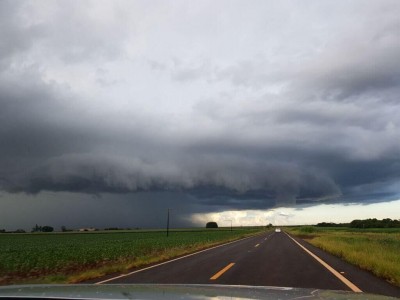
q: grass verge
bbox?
[286,226,400,287]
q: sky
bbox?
[0,0,399,230]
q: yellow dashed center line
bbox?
[210,263,235,280]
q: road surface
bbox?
[94,231,400,297]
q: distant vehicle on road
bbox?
[275,228,281,233]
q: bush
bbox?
[206,222,218,228]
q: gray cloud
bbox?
[0,1,399,228]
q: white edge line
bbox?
[95,232,265,284]
[284,232,362,293]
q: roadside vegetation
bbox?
[286,225,400,287]
[0,227,263,285]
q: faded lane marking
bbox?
[210,263,235,280]
[255,244,260,247]
[285,232,362,293]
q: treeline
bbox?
[350,218,400,228]
[316,222,349,227]
[317,218,400,228]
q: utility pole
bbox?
[226,219,232,231]
[166,208,170,237]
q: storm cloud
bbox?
[0,1,399,228]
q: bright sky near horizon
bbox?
[192,200,400,227]
[0,1,399,229]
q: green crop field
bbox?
[286,226,400,286]
[0,228,263,285]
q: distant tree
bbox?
[0,229,6,233]
[206,222,218,228]
[61,226,68,232]
[42,226,54,232]
[15,229,26,233]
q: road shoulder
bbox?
[287,232,400,298]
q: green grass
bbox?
[0,228,263,284]
[286,226,400,286]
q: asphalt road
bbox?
[95,231,400,297]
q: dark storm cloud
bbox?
[0,63,398,209]
[0,0,400,229]
[4,148,341,205]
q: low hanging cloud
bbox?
[4,152,341,208]
[0,0,400,228]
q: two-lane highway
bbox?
[95,231,400,298]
